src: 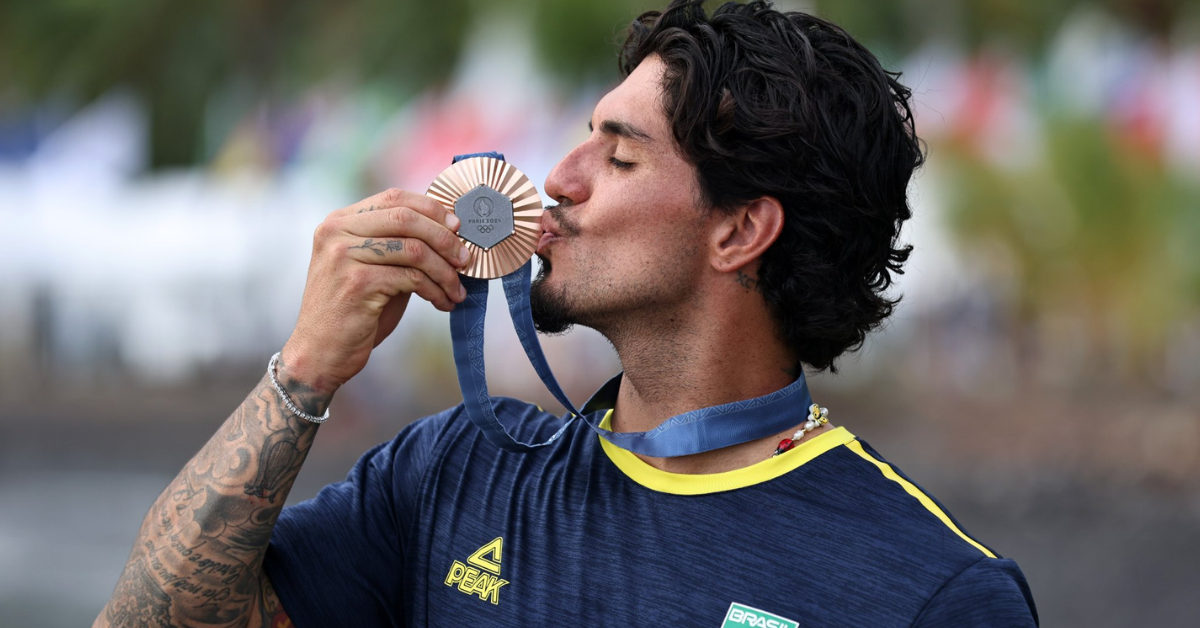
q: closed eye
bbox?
[608,156,634,170]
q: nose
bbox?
[544,139,591,206]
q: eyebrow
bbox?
[588,119,653,143]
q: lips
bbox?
[536,232,559,256]
[537,212,563,255]
[541,211,563,239]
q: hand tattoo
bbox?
[348,238,403,256]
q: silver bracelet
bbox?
[267,352,330,424]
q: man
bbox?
[96,1,1038,626]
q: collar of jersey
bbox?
[595,409,856,495]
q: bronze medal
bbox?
[426,156,543,279]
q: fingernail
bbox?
[458,285,468,300]
[458,247,471,265]
[445,213,460,230]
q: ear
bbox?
[709,196,785,273]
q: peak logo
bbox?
[721,602,799,628]
[444,537,510,605]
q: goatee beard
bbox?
[529,257,575,335]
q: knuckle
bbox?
[320,238,346,263]
[344,268,372,293]
[407,241,429,264]
[436,228,458,250]
[399,237,419,259]
[322,239,343,262]
[313,218,336,242]
[403,266,425,286]
[321,232,346,257]
[389,206,414,229]
[380,187,407,204]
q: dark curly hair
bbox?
[620,0,924,372]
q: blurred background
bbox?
[1,0,1198,625]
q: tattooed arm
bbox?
[94,364,323,628]
[95,188,469,628]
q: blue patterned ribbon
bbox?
[447,152,813,456]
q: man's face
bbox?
[531,55,712,334]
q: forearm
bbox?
[93,187,462,627]
[96,360,326,628]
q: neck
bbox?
[602,296,806,474]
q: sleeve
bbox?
[262,409,455,628]
[910,557,1040,628]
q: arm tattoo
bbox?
[105,558,172,628]
[95,357,319,627]
[257,575,290,628]
[735,270,764,294]
[244,432,303,503]
[348,238,403,256]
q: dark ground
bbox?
[1,372,1197,628]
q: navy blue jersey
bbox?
[264,390,1037,627]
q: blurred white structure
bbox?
[2,8,1198,396]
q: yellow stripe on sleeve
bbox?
[845,440,997,559]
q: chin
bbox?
[530,257,576,335]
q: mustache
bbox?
[544,200,582,237]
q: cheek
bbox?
[575,158,705,261]
[589,171,693,232]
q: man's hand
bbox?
[281,188,471,397]
[92,190,465,628]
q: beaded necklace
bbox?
[772,403,830,457]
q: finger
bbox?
[370,264,458,312]
[344,235,467,304]
[347,206,471,270]
[333,188,460,230]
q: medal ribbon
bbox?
[447,152,814,457]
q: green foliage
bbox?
[940,118,1200,369]
[4,0,1200,166]
[0,0,469,166]
[811,0,1198,57]
[1,0,1195,369]
[530,0,660,85]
